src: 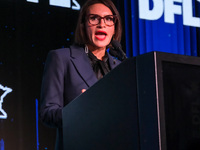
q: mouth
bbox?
[95,31,107,41]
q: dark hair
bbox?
[74,0,122,46]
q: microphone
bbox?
[111,40,127,61]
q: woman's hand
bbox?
[81,89,86,93]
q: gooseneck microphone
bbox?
[110,40,127,61]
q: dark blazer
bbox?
[40,45,121,150]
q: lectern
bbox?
[63,52,200,150]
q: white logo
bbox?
[27,0,80,10]
[0,84,12,119]
[139,0,200,28]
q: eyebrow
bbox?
[89,14,114,17]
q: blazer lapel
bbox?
[70,45,98,87]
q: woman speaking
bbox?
[40,0,123,149]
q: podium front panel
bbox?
[63,58,140,150]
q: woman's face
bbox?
[85,3,115,51]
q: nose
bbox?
[98,18,106,27]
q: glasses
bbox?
[87,14,117,26]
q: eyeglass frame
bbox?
[86,14,118,27]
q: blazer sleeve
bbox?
[40,50,67,128]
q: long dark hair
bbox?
[74,0,122,46]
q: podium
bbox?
[63,51,200,150]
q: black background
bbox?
[0,0,124,149]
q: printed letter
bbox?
[164,0,182,24]
[50,0,71,8]
[183,0,200,27]
[139,0,163,20]
[27,0,39,3]
[72,0,80,10]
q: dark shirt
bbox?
[88,50,111,80]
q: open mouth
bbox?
[95,31,107,41]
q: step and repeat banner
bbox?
[0,0,199,150]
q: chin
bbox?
[94,41,110,49]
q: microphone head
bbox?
[109,48,118,57]
[111,40,122,49]
[111,40,127,61]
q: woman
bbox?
[40,0,123,149]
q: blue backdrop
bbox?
[123,0,200,57]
